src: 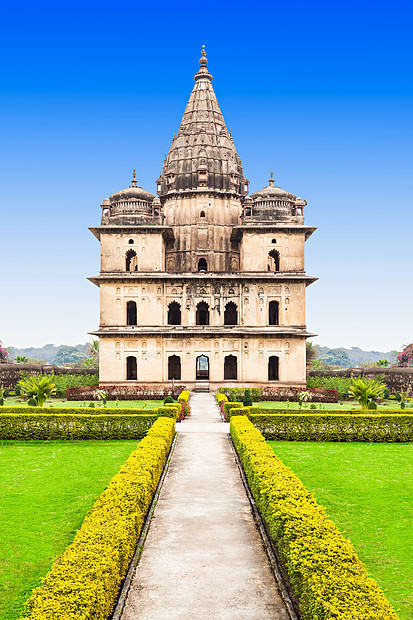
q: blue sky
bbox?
[0,0,412,351]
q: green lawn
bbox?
[3,397,164,409]
[256,400,408,411]
[268,441,413,619]
[0,440,139,620]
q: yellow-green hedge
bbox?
[223,401,243,420]
[20,416,175,620]
[230,416,399,620]
[216,392,228,404]
[177,390,190,402]
[0,405,178,419]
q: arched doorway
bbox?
[168,355,181,380]
[126,356,137,380]
[267,250,280,272]
[168,302,181,325]
[269,301,279,326]
[224,355,237,380]
[126,249,138,272]
[126,300,137,325]
[268,356,279,381]
[224,302,238,325]
[198,257,208,272]
[196,302,210,325]
[196,355,209,380]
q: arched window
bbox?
[168,302,181,325]
[198,257,208,272]
[126,249,138,272]
[168,355,181,380]
[126,356,137,380]
[224,355,237,380]
[196,301,209,325]
[268,356,279,381]
[196,354,209,380]
[126,300,137,325]
[224,302,238,325]
[269,301,279,326]
[268,249,280,272]
[128,239,134,244]
[200,210,206,218]
[271,238,277,244]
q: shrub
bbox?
[88,401,95,408]
[163,395,175,404]
[216,393,228,404]
[3,388,9,398]
[0,397,3,406]
[223,402,244,421]
[249,413,413,442]
[0,405,179,419]
[243,388,253,407]
[18,376,56,407]
[230,416,398,619]
[20,417,175,620]
[219,385,338,403]
[349,378,386,410]
[306,375,352,400]
[367,401,377,410]
[14,384,21,396]
[177,390,190,402]
[0,414,160,440]
[27,398,37,406]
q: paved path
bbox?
[121,393,290,620]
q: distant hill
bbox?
[8,343,90,364]
[316,346,397,368]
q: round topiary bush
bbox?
[164,396,175,404]
[88,402,95,408]
[367,401,377,410]
[27,397,37,406]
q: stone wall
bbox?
[309,368,413,395]
[0,364,98,389]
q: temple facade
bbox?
[90,48,316,389]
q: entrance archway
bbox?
[168,355,181,380]
[268,355,279,381]
[196,354,209,380]
[224,355,237,380]
[196,302,210,325]
[126,356,137,380]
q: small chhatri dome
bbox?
[250,172,297,201]
[109,171,155,204]
[249,173,301,222]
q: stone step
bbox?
[194,382,210,392]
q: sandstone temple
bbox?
[90,47,316,389]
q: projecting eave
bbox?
[231,225,316,241]
[89,325,316,338]
[89,226,174,242]
[87,273,318,287]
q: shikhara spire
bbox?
[157,47,249,196]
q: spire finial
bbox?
[269,172,275,187]
[131,169,137,188]
[194,45,212,82]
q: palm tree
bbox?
[348,378,386,410]
[89,340,99,359]
[18,376,56,407]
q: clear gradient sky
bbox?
[1,0,412,351]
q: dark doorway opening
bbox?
[224,355,237,380]
[196,302,210,325]
[126,249,138,272]
[126,300,137,325]
[198,257,208,272]
[168,302,181,325]
[224,302,238,325]
[196,354,209,380]
[269,301,279,326]
[168,355,181,380]
[126,356,137,380]
[268,356,279,381]
[267,250,280,272]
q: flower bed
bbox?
[20,417,175,620]
[66,384,186,401]
[230,416,398,619]
[218,386,339,403]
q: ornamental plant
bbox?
[94,389,108,406]
[18,376,57,407]
[297,390,312,408]
[0,344,9,363]
[349,377,386,410]
[396,343,413,367]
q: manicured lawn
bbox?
[268,441,413,619]
[256,400,408,411]
[3,397,164,409]
[0,440,139,620]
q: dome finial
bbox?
[269,172,275,187]
[194,45,212,82]
[131,169,137,188]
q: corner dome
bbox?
[250,173,296,202]
[109,171,155,204]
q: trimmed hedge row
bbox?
[0,405,179,419]
[66,384,186,401]
[218,385,339,403]
[177,390,190,402]
[0,414,159,440]
[223,401,243,420]
[229,406,411,417]
[230,416,399,620]
[20,416,175,620]
[249,413,413,442]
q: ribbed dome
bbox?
[108,171,155,219]
[110,171,155,204]
[250,173,296,202]
[157,47,248,196]
[249,173,298,222]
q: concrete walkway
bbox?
[120,393,290,620]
